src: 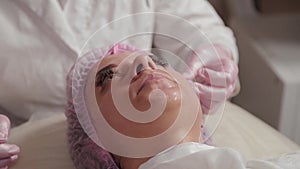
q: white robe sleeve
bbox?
[152,0,239,63]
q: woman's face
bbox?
[94,52,202,141]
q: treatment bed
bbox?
[7,101,299,169]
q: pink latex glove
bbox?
[0,114,20,169]
[183,44,238,115]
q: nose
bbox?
[117,54,158,83]
[131,55,157,76]
[136,63,144,75]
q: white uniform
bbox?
[139,142,300,169]
[0,0,237,121]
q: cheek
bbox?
[97,90,115,118]
[97,91,130,134]
[128,80,180,111]
[95,85,181,138]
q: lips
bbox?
[134,70,175,95]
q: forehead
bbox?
[97,52,131,71]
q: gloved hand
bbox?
[0,114,20,169]
[183,44,238,115]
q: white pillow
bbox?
[213,102,299,160]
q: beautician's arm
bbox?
[152,0,238,62]
[153,0,239,114]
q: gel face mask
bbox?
[72,44,200,158]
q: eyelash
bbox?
[95,67,115,87]
[149,54,168,67]
[96,55,168,88]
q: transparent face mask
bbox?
[73,44,200,158]
[72,13,227,159]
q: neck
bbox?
[120,138,201,169]
[120,157,150,169]
[120,127,202,169]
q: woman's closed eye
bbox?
[95,65,115,88]
[149,54,168,67]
